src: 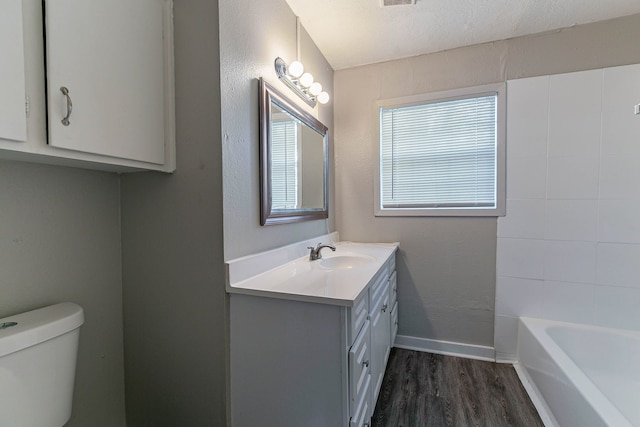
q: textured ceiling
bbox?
[285,0,640,70]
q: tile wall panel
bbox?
[548,70,602,158]
[495,64,640,359]
[545,200,597,241]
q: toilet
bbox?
[0,302,84,427]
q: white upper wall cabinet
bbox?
[46,0,168,165]
[0,0,28,142]
[0,0,175,173]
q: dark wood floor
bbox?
[372,348,545,427]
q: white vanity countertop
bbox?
[226,241,398,307]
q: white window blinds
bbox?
[380,94,498,210]
[271,120,299,209]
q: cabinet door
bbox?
[349,374,371,427]
[389,270,397,347]
[45,0,170,164]
[390,301,398,347]
[370,289,390,401]
[349,320,371,413]
[0,0,27,142]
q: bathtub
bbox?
[516,317,639,427]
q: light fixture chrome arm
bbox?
[275,57,317,107]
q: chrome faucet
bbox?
[308,243,336,260]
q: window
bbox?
[376,83,505,216]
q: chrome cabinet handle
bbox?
[382,304,388,312]
[60,87,72,126]
[363,360,369,368]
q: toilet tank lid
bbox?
[0,302,84,358]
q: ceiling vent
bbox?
[380,0,416,6]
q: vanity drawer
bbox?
[390,300,398,346]
[348,290,369,343]
[371,280,389,317]
[387,254,396,276]
[369,267,389,309]
[349,320,371,409]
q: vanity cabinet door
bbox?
[349,375,372,427]
[44,0,172,166]
[0,0,28,142]
[349,319,371,411]
[390,301,398,346]
[389,270,398,346]
[370,284,390,402]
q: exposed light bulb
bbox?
[274,57,328,107]
[288,61,304,78]
[309,82,323,96]
[299,72,314,88]
[317,91,330,104]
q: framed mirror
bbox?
[259,78,329,225]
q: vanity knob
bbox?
[382,304,388,312]
[363,360,369,368]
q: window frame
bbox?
[375,83,506,217]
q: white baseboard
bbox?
[495,352,518,364]
[394,334,495,362]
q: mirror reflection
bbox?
[260,78,328,225]
[270,104,325,210]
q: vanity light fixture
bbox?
[274,57,330,108]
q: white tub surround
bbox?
[517,317,639,427]
[227,235,398,427]
[496,63,640,361]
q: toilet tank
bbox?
[0,302,84,427]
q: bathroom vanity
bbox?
[227,237,398,427]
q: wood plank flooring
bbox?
[372,348,545,427]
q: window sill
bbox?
[375,207,505,217]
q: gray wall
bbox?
[121,1,335,424]
[219,0,335,260]
[120,0,226,425]
[0,161,125,426]
[334,13,640,349]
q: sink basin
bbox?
[319,254,374,270]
